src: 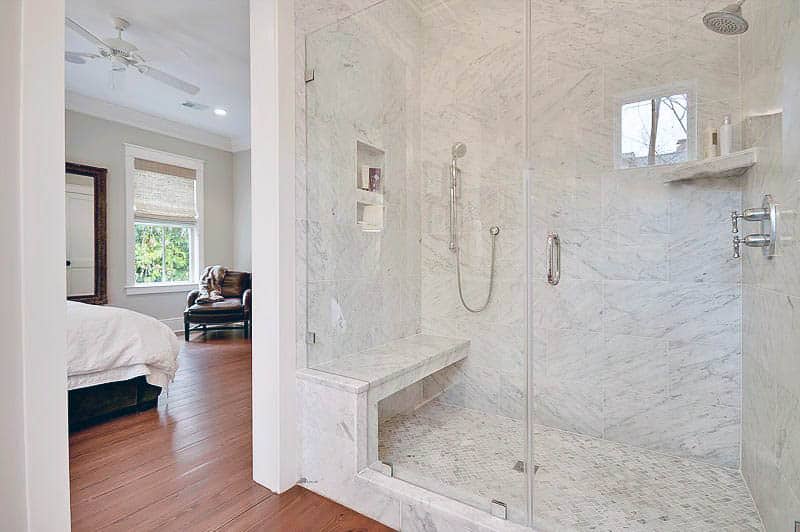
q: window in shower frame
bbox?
[613,82,698,170]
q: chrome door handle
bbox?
[546,232,560,285]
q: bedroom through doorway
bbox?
[63,0,261,527]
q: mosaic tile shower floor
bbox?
[379,400,763,531]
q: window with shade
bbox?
[125,145,204,293]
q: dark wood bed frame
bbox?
[68,376,162,432]
[66,162,163,432]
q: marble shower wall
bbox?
[740,0,800,529]
[528,0,744,468]
[417,0,528,421]
[301,0,423,368]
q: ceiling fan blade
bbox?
[138,66,200,95]
[65,51,100,64]
[65,17,111,51]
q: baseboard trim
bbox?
[160,317,184,333]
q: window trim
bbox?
[124,144,205,295]
[613,81,697,170]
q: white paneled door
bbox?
[65,182,94,297]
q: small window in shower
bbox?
[615,85,696,169]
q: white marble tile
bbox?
[531,279,603,332]
[668,341,740,408]
[604,390,740,467]
[543,328,605,385]
[602,334,669,397]
[401,503,493,532]
[599,230,670,281]
[533,378,603,438]
[603,281,741,350]
[775,383,800,503]
[438,360,502,416]
[382,399,760,531]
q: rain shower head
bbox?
[452,142,467,159]
[703,0,749,35]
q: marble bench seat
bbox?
[297,333,470,471]
[311,334,469,389]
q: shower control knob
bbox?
[743,234,771,247]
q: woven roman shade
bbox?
[133,158,197,224]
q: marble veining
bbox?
[380,399,762,531]
[740,1,800,527]
[292,0,791,527]
[313,334,469,387]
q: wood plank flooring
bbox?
[69,330,394,531]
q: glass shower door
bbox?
[304,0,530,525]
[527,1,766,529]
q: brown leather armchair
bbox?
[184,271,251,340]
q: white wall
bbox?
[0,1,29,529]
[65,110,237,328]
[233,149,252,271]
[1,0,71,529]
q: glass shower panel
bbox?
[528,1,764,530]
[305,0,529,525]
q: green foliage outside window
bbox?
[135,223,191,283]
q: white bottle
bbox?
[719,115,734,156]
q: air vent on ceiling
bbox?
[181,101,209,111]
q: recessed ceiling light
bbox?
[213,108,228,117]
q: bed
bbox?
[66,300,180,431]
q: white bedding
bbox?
[66,300,180,390]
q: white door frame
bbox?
[4,0,296,528]
[249,0,299,493]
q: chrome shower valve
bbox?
[732,234,772,258]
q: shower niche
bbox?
[355,140,384,232]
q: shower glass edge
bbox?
[303,0,534,526]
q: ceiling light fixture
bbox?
[213,108,228,117]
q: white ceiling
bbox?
[65,0,250,150]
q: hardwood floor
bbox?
[69,330,393,531]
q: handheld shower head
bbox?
[703,1,749,35]
[451,142,467,159]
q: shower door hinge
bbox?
[306,331,316,344]
[304,68,315,83]
[377,461,393,477]
[490,499,508,520]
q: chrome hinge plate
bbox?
[490,499,508,520]
[306,331,316,344]
[304,68,315,83]
[377,461,393,477]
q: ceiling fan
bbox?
[65,16,200,96]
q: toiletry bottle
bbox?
[704,127,719,159]
[719,115,734,156]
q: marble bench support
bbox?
[296,334,526,530]
[310,334,470,469]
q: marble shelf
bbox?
[662,148,760,183]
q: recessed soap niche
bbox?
[355,140,385,232]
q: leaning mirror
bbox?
[66,162,107,304]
